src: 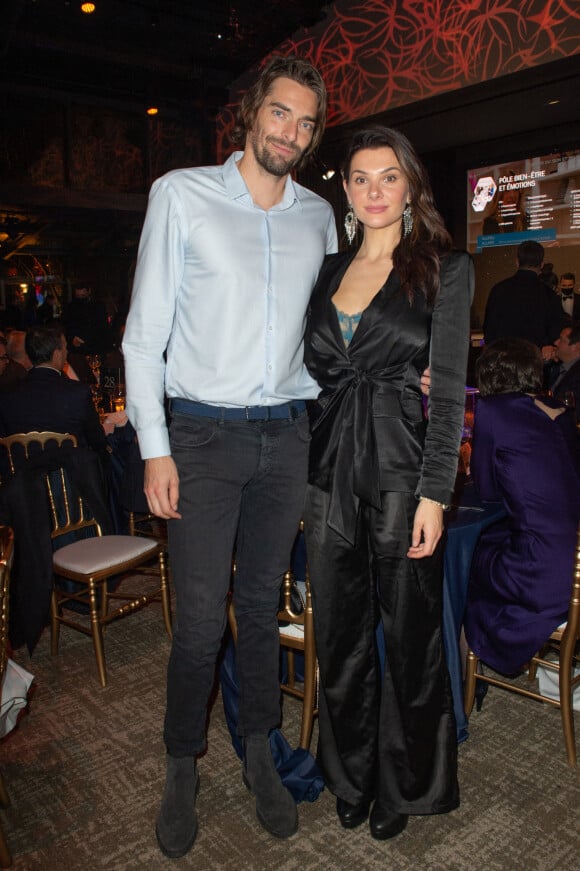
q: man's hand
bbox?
[144,456,181,520]
[72,336,85,348]
[407,499,443,559]
[420,366,431,396]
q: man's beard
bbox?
[251,135,303,178]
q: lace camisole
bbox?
[334,305,362,348]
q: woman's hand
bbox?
[420,366,431,396]
[407,498,443,559]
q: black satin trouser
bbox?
[304,485,459,815]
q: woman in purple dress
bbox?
[464,338,580,674]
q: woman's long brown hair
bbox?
[342,125,452,305]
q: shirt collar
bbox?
[222,151,301,212]
[34,364,62,375]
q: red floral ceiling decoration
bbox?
[216,0,580,159]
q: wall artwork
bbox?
[216,0,580,160]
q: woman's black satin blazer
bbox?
[304,249,474,544]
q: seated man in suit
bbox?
[0,325,108,457]
[551,322,580,409]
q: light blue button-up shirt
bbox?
[123,151,337,458]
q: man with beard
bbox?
[122,56,336,858]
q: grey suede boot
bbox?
[242,734,298,838]
[155,755,199,859]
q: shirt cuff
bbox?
[135,426,171,460]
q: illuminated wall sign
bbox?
[467,150,580,252]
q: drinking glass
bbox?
[113,384,126,412]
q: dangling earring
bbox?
[344,207,358,245]
[402,203,413,238]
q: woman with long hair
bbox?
[304,126,473,839]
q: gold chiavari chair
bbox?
[0,526,15,868]
[46,466,172,686]
[276,565,319,751]
[0,431,172,687]
[0,431,77,480]
[464,524,580,767]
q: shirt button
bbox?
[268,364,273,371]
[268,325,273,332]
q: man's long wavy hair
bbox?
[231,55,327,171]
[342,126,452,305]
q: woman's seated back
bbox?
[464,338,580,674]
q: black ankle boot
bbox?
[369,802,408,840]
[243,735,298,838]
[155,755,199,858]
[336,797,371,829]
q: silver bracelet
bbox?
[419,495,449,510]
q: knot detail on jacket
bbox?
[310,360,409,545]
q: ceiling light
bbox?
[547,99,560,105]
[322,167,335,181]
[81,3,96,14]
[146,106,159,116]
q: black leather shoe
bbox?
[336,797,371,829]
[369,802,408,840]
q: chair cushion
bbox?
[279,624,305,640]
[53,535,158,574]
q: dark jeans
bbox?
[164,411,310,757]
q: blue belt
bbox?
[170,398,306,421]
